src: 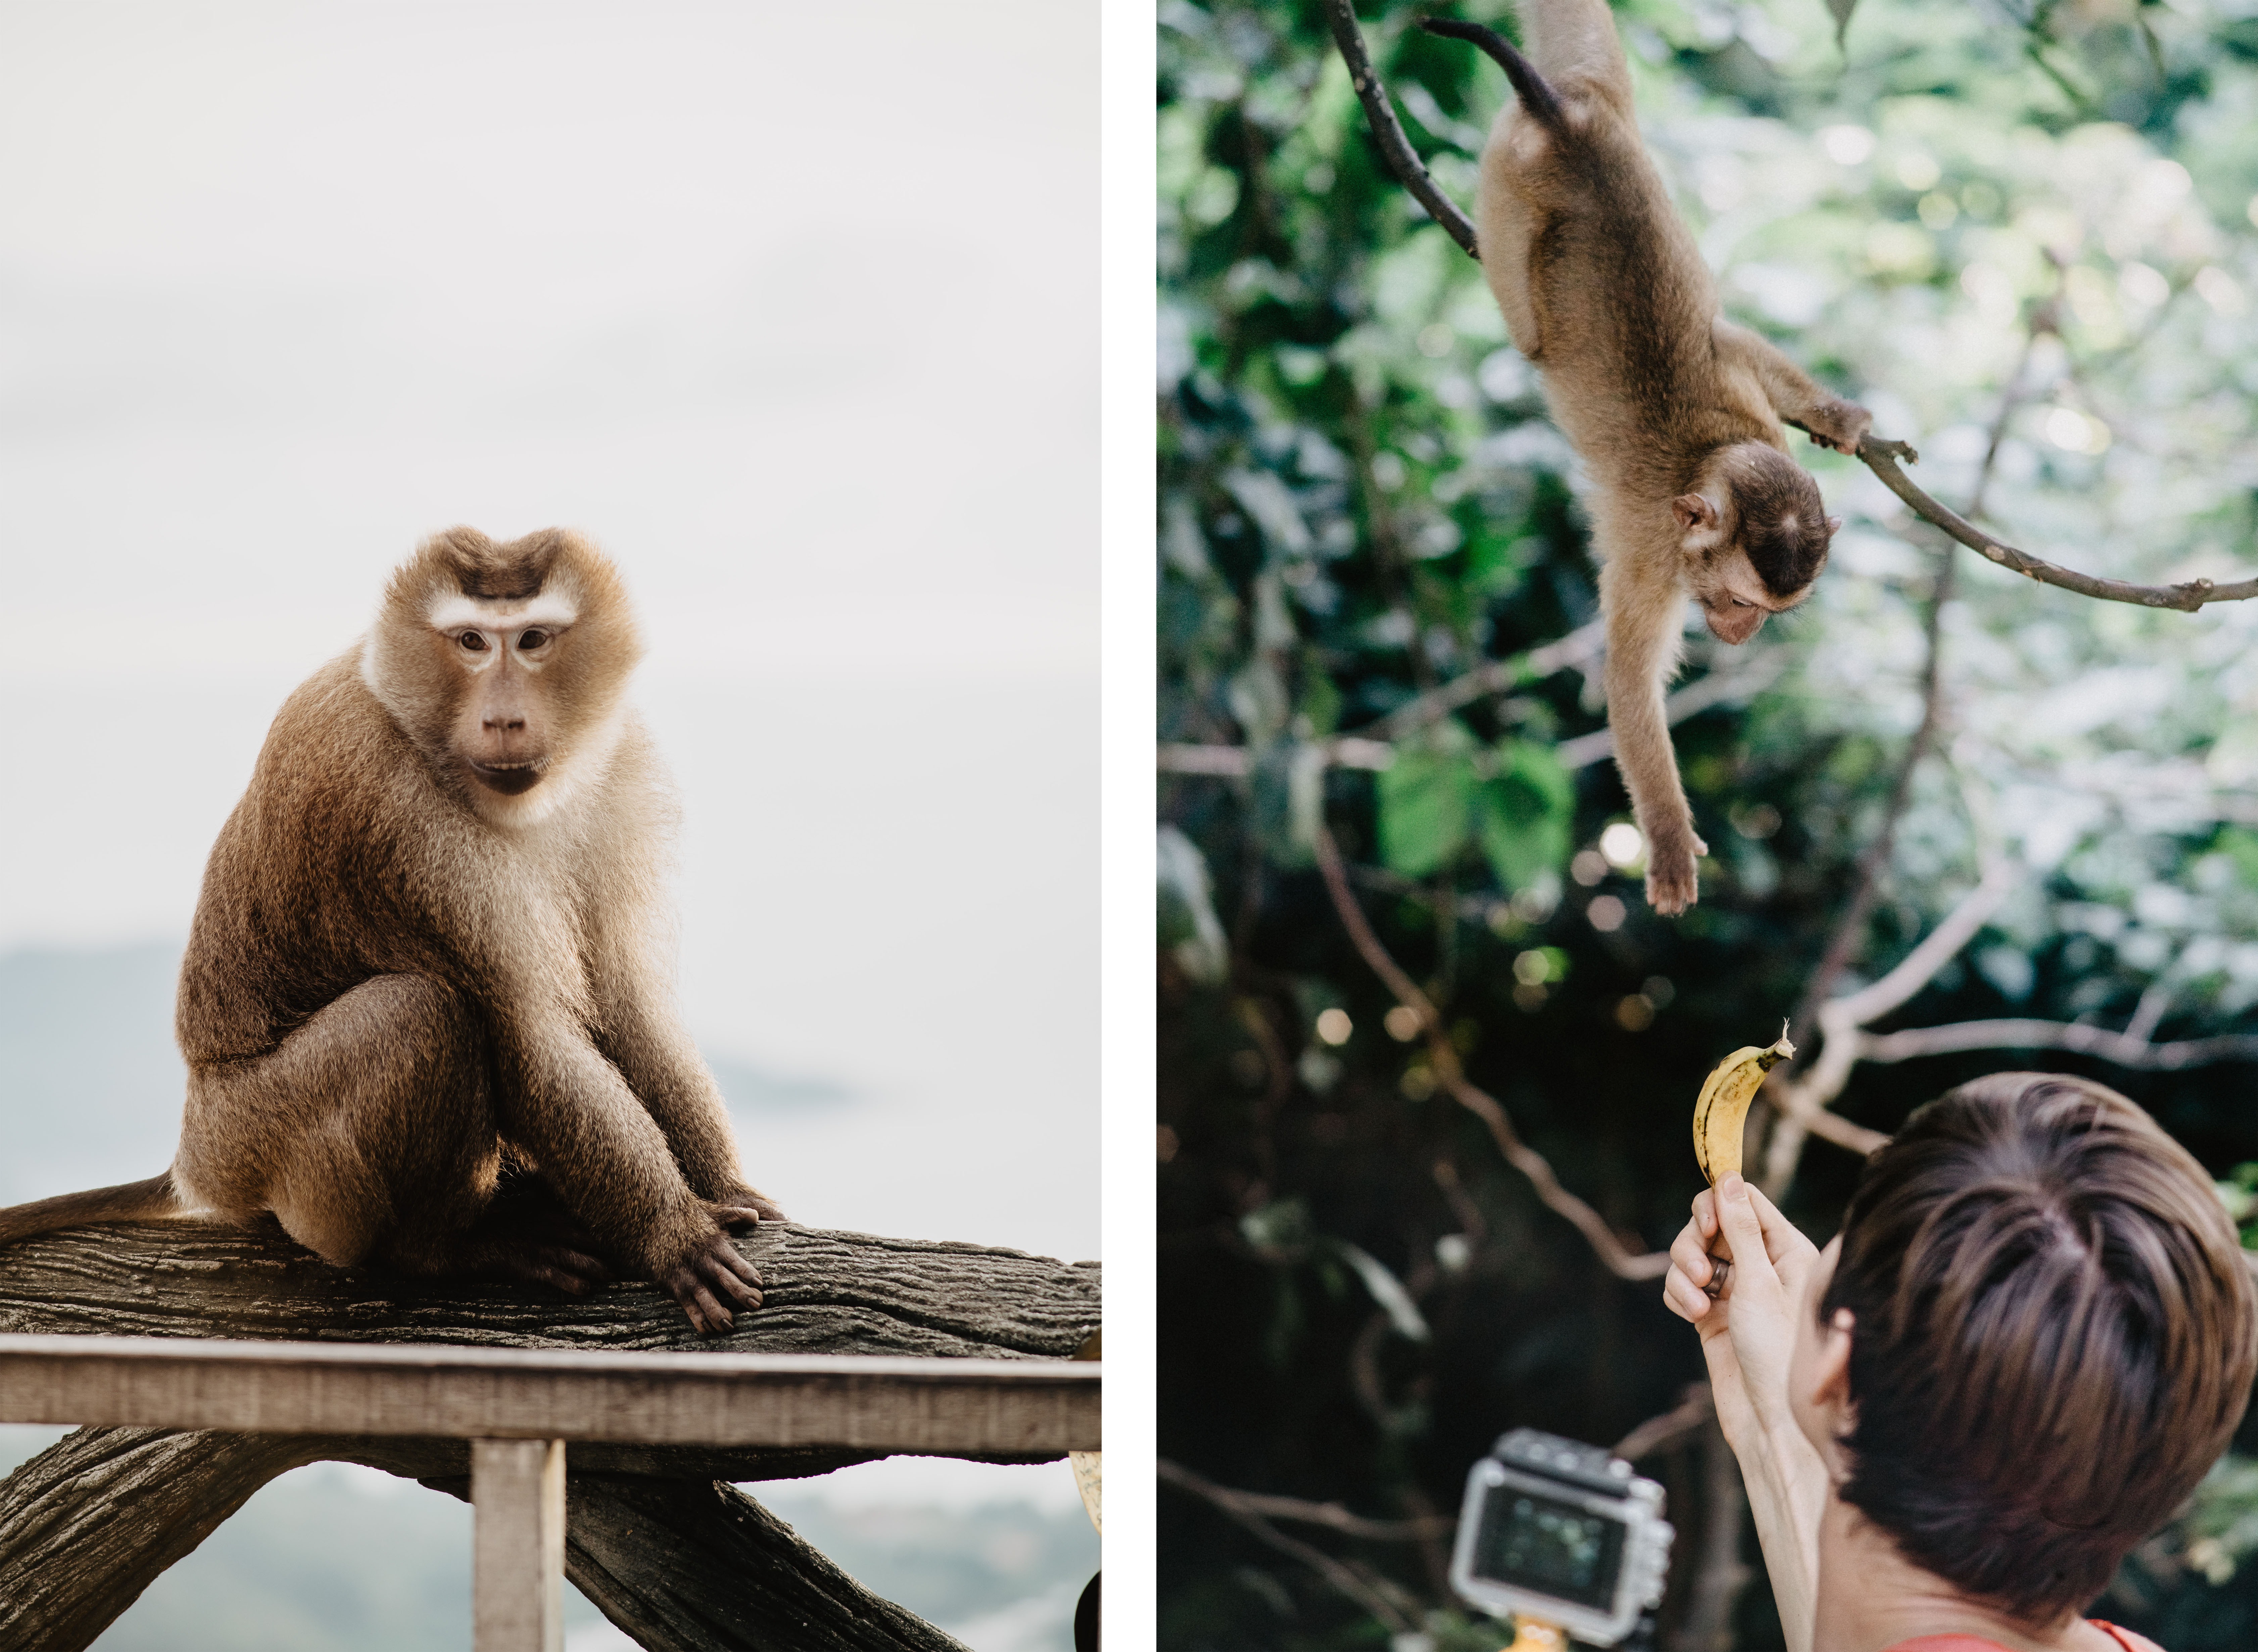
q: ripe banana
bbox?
[1691,1028,1796,1186]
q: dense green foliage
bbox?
[1157,0,2258,1644]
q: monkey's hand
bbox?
[1644,828,1708,916]
[1799,398,1872,457]
[708,1187,789,1227]
[657,1230,766,1335]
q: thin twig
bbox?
[1845,433,2258,610]
[1325,7,2258,610]
[1157,1460,1454,1542]
[1158,1459,1422,1631]
[1322,0,1480,257]
[1614,1382,1714,1463]
[1314,822,1671,1280]
[1158,628,1768,778]
[1856,1021,2258,1069]
[1361,618,1605,743]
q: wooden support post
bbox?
[474,1438,565,1652]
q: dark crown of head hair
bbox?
[1730,446,1831,597]
[1819,1072,2257,1627]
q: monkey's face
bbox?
[1677,443,1837,645]
[435,606,575,796]
[364,529,645,820]
[1691,553,1793,645]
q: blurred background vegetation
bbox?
[1156,0,2258,1645]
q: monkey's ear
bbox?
[1825,515,1843,535]
[1671,494,1717,531]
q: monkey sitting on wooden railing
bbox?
[0,529,782,1334]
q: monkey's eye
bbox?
[458,631,488,652]
[1730,599,1754,609]
[519,629,549,650]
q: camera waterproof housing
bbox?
[1448,1428,1672,1646]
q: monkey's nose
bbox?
[483,716,528,733]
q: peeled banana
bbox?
[1691,1028,1796,1186]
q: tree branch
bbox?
[1613,1382,1714,1463]
[1326,7,2258,610]
[1856,1020,2258,1069]
[1313,823,1670,1281]
[1322,0,1480,258]
[1846,433,2258,611]
[1154,1460,1452,1543]
[1158,1459,1420,1632]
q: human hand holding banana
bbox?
[1690,1028,1795,1294]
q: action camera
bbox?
[1448,1428,1673,1646]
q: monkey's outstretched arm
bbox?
[1598,553,1708,915]
[1713,319,1871,455]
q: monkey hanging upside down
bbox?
[1426,2,1874,914]
[0,529,782,1334]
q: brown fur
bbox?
[1435,0,1871,913]
[0,529,779,1334]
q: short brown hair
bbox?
[1821,1073,2257,1623]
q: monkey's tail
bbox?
[0,1173,184,1248]
[1420,17,1567,133]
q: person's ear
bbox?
[1808,1308,1857,1481]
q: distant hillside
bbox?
[0,945,186,1202]
[0,944,854,1206]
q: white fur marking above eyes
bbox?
[426,594,580,633]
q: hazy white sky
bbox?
[0,0,1098,1262]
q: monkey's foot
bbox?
[658,1232,766,1336]
[465,1234,613,1297]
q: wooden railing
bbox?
[0,1334,1101,1650]
[0,1220,1102,1652]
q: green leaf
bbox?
[1377,748,1476,877]
[1476,739,1574,890]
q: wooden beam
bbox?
[474,1439,566,1652]
[0,1335,1101,1453]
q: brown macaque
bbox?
[1426,3,1872,914]
[0,528,782,1334]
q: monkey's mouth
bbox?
[469,759,548,796]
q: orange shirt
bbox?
[1885,1627,2162,1652]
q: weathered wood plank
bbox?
[0,1222,1100,1652]
[0,1336,1101,1451]
[473,1439,567,1652]
[0,1220,1101,1360]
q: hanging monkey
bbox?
[1425,3,1873,913]
[0,528,782,1334]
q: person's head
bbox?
[1791,1072,2257,1626]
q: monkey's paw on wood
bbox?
[658,1230,768,1336]
[1644,831,1709,916]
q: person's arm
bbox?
[1663,1176,1831,1652]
